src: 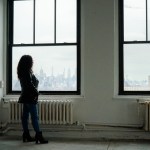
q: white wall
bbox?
[0,0,144,127]
[0,0,5,123]
[73,0,142,127]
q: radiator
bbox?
[8,99,73,125]
[138,100,150,131]
[144,102,150,131]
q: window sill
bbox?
[3,94,85,101]
[113,95,150,101]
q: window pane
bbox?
[13,0,33,44]
[35,0,54,43]
[56,0,77,43]
[124,44,150,91]
[12,46,77,91]
[124,0,146,41]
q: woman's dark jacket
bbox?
[18,71,39,104]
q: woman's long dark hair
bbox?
[17,55,33,79]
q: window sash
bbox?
[119,0,150,95]
[7,0,81,95]
[12,0,78,45]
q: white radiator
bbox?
[8,99,73,125]
[144,102,150,131]
[138,100,150,131]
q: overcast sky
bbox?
[12,0,77,81]
[124,0,150,81]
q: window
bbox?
[119,0,150,95]
[7,0,81,95]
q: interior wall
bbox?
[73,0,142,127]
[0,0,144,127]
[0,0,4,123]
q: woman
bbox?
[17,55,48,144]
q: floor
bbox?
[1,135,150,150]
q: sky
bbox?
[124,0,150,81]
[12,46,77,80]
[13,0,76,44]
[12,0,77,81]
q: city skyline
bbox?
[13,67,77,91]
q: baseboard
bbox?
[1,123,150,141]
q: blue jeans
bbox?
[22,104,40,132]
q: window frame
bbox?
[7,0,81,95]
[119,0,150,95]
